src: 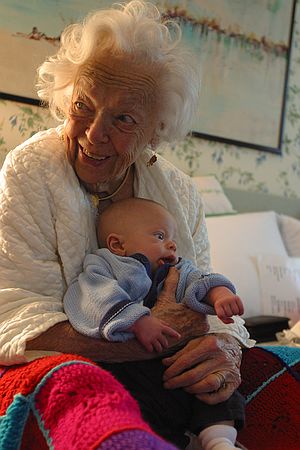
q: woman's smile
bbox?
[81,147,109,161]
[76,143,114,173]
[80,145,111,165]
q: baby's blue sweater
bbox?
[64,249,236,341]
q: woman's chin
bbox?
[75,167,111,188]
[75,159,113,187]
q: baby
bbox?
[64,198,245,450]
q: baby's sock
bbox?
[199,424,240,450]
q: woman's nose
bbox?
[85,112,109,144]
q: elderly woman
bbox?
[0,1,252,448]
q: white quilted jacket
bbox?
[0,126,251,365]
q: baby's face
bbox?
[122,205,178,271]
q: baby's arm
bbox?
[182,264,243,323]
[128,315,181,353]
[206,286,244,324]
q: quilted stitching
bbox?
[0,125,243,365]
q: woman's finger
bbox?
[162,334,242,400]
[184,371,226,395]
[155,267,179,306]
[193,372,238,404]
[162,335,213,380]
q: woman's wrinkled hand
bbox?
[162,333,242,405]
[151,267,209,342]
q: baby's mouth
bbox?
[158,256,178,266]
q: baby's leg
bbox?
[189,390,245,450]
[198,421,241,450]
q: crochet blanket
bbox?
[0,347,299,450]
[0,354,176,450]
[238,346,300,450]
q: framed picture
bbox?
[169,0,296,154]
[0,0,296,154]
[0,0,114,106]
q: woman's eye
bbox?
[117,114,136,124]
[74,101,87,111]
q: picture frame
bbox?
[0,0,115,105]
[0,0,296,154]
[172,0,296,154]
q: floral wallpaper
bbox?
[0,100,57,168]
[1,1,300,199]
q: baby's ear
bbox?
[107,233,126,256]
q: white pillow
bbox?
[192,175,236,216]
[255,254,300,326]
[277,214,300,257]
[205,212,288,318]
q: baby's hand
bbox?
[129,315,181,352]
[214,293,244,324]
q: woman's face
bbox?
[64,56,159,188]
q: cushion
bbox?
[192,175,236,216]
[205,212,288,318]
[255,254,300,326]
[277,214,300,257]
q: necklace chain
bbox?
[90,167,130,207]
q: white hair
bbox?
[37,1,201,142]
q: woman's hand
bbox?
[151,267,209,343]
[162,333,242,405]
[152,267,242,405]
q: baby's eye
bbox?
[117,114,136,124]
[154,232,164,240]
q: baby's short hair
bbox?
[97,197,168,247]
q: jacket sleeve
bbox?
[187,178,211,272]
[64,251,152,341]
[0,143,68,365]
[181,265,236,314]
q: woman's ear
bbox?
[150,133,160,151]
[106,233,126,256]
